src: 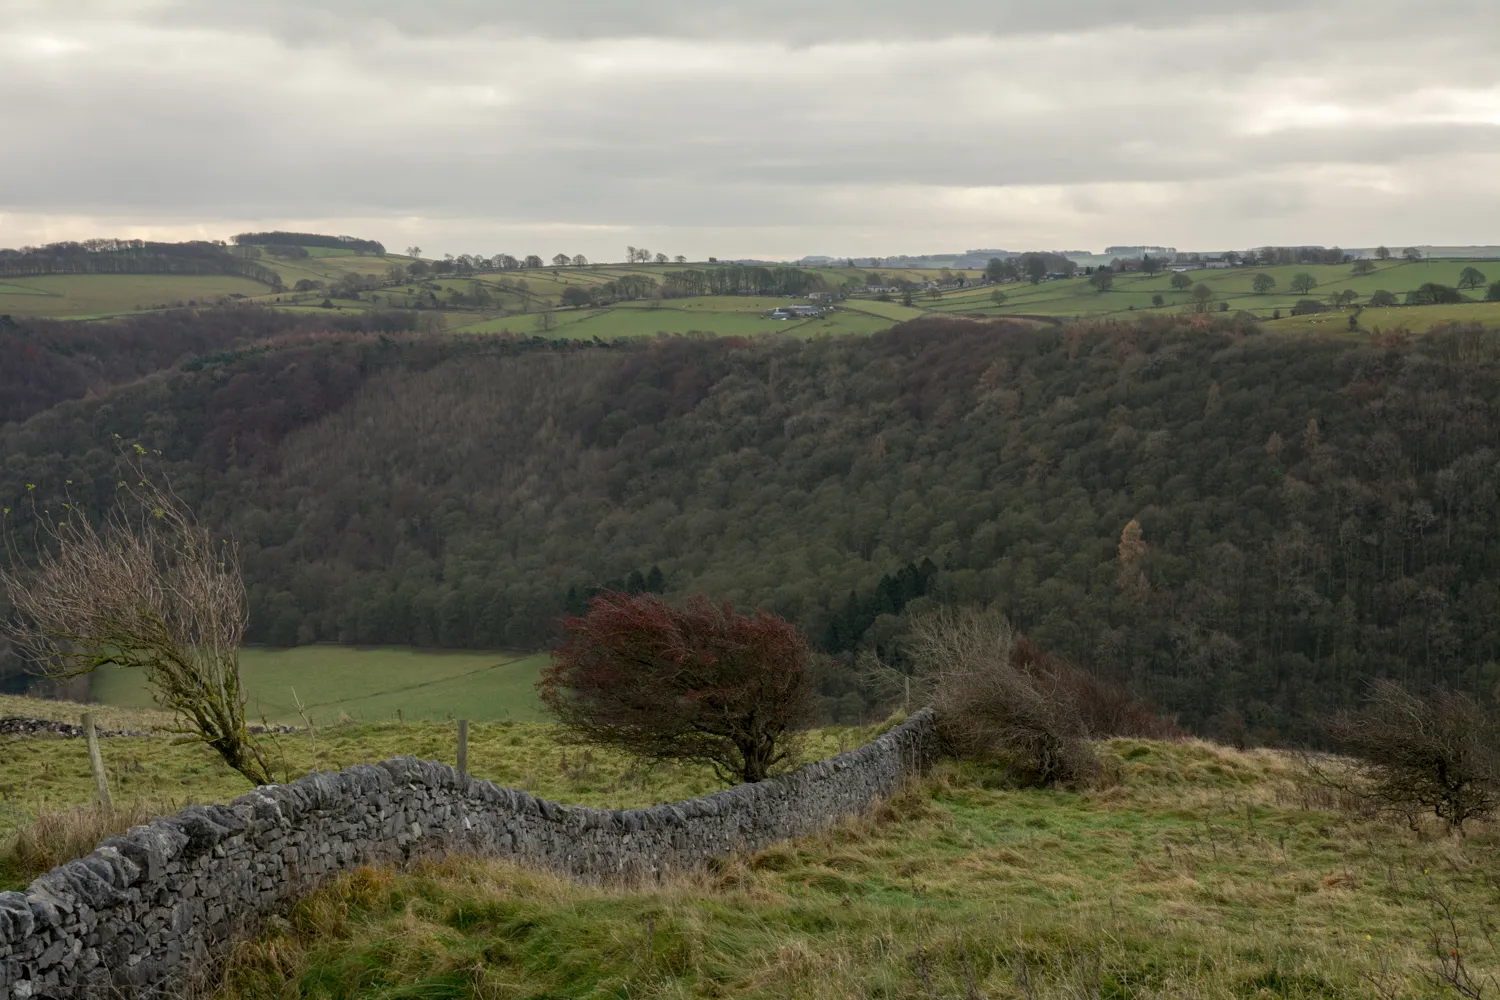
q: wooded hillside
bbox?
[0,307,423,425]
[5,314,1500,741]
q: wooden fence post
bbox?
[457,719,469,778]
[82,712,113,812]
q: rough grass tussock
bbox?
[209,741,1500,999]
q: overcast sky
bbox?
[4,0,1499,261]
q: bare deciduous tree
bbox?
[1326,680,1500,833]
[1,468,272,785]
[910,605,1098,787]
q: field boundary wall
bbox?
[0,709,936,998]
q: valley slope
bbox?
[5,314,1500,741]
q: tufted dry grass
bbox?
[210,741,1500,999]
[0,693,897,889]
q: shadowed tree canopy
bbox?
[7,312,1500,745]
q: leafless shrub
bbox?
[911,606,1099,787]
[1009,636,1183,740]
[1,468,272,785]
[1326,680,1500,833]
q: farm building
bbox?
[764,305,824,320]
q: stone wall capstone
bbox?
[0,708,936,998]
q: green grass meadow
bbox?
[216,743,1500,999]
[2,680,1499,996]
[7,249,1498,353]
[447,294,923,340]
[0,274,271,318]
[0,691,886,885]
[89,646,549,726]
[1263,299,1500,335]
[930,259,1500,324]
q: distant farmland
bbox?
[3,239,1494,339]
[0,273,270,318]
[937,259,1499,323]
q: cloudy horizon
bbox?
[4,0,1499,261]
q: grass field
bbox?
[11,247,1497,343]
[2,686,1498,996]
[804,266,982,285]
[256,252,411,288]
[1260,300,1500,335]
[0,692,887,887]
[448,295,924,340]
[0,274,271,318]
[0,710,757,851]
[213,740,1500,999]
[89,646,548,726]
[925,259,1500,324]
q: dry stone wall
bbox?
[0,709,936,998]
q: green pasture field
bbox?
[0,274,272,319]
[0,690,883,824]
[377,280,534,314]
[1262,300,1500,336]
[10,249,1490,331]
[546,306,785,340]
[0,691,886,887]
[450,307,602,336]
[837,298,928,321]
[2,681,1498,996]
[256,252,411,288]
[617,295,812,313]
[89,646,549,727]
[449,295,916,340]
[1357,300,1500,331]
[794,309,917,336]
[923,259,1500,323]
[804,266,981,284]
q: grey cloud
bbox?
[35,0,1324,43]
[2,0,1499,256]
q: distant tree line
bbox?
[660,266,821,298]
[560,275,660,308]
[0,240,283,287]
[232,232,385,254]
[985,252,1077,284]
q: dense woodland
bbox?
[0,307,420,425]
[4,312,1500,742]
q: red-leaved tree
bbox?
[537,592,814,784]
